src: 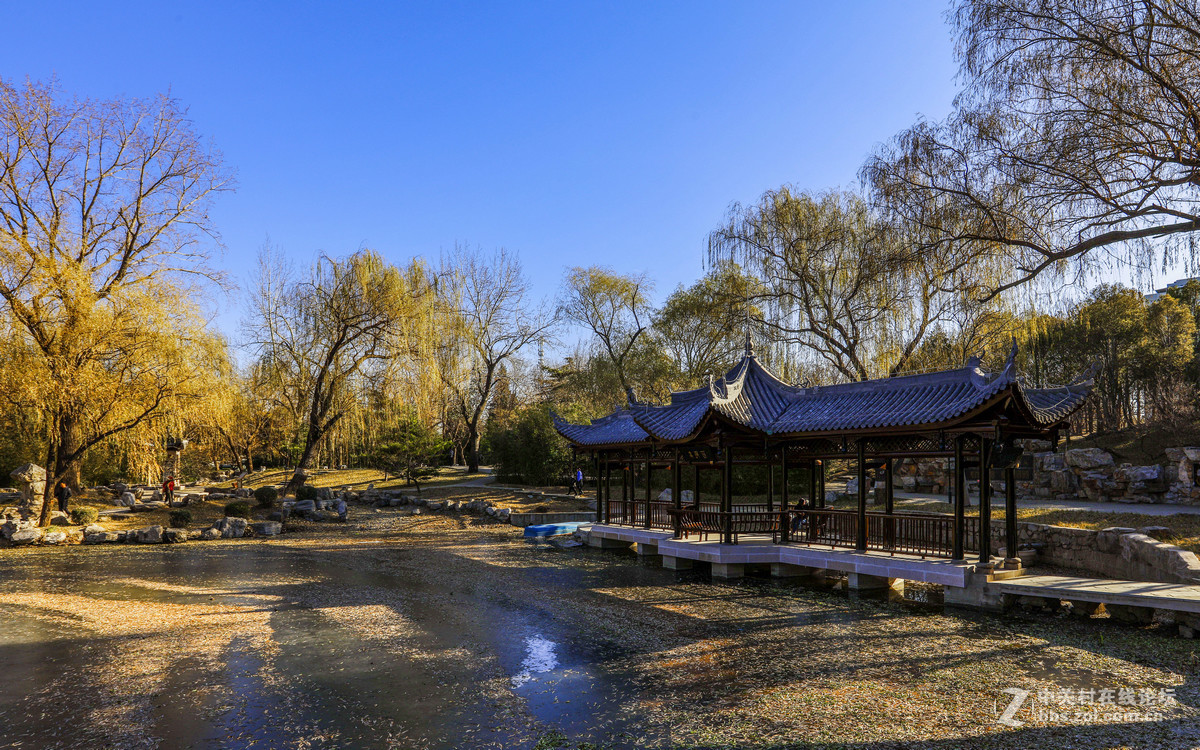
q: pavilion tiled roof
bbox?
[551,407,648,447]
[553,346,1092,447]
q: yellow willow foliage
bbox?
[0,267,227,481]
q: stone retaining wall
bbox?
[992,522,1200,584]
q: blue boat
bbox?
[523,522,586,538]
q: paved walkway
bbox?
[893,491,1200,516]
[998,575,1200,614]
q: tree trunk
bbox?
[38,438,58,527]
[57,416,83,492]
[466,426,481,473]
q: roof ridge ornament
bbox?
[744,329,755,358]
[624,385,641,407]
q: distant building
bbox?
[1146,277,1200,302]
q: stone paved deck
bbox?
[998,575,1200,614]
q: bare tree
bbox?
[709,187,995,381]
[558,266,653,395]
[865,0,1200,298]
[437,247,554,473]
[0,78,232,524]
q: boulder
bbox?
[1,519,28,540]
[84,532,119,544]
[118,492,136,507]
[83,524,106,535]
[249,521,282,536]
[135,525,164,543]
[200,527,222,541]
[1116,465,1160,483]
[10,463,46,484]
[657,488,672,503]
[292,499,316,513]
[10,528,41,544]
[49,512,71,526]
[214,517,248,539]
[1065,448,1115,470]
[42,531,67,545]
[163,528,188,543]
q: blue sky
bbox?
[5,1,969,337]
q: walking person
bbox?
[54,481,72,515]
[162,476,175,506]
[571,467,584,496]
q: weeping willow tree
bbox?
[865,0,1200,299]
[245,249,432,493]
[708,187,1009,382]
[0,78,233,525]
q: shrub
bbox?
[168,509,192,528]
[224,501,250,518]
[295,484,319,502]
[254,486,279,508]
[70,506,98,525]
[483,403,572,485]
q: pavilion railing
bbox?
[602,502,982,559]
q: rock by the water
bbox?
[249,521,282,536]
[85,531,120,544]
[201,527,222,541]
[11,528,42,544]
[215,517,247,539]
[163,528,188,543]
[42,531,67,545]
[135,525,164,543]
[83,523,106,535]
[292,499,316,513]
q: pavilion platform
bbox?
[586,522,975,588]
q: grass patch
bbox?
[208,466,487,492]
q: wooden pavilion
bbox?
[553,340,1093,564]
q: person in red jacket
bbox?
[162,476,175,505]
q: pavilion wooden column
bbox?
[623,451,632,524]
[593,452,602,523]
[603,459,612,523]
[592,451,600,520]
[952,436,966,560]
[780,448,790,512]
[884,457,895,549]
[672,449,682,539]
[807,459,816,508]
[693,464,701,508]
[766,455,775,512]
[644,455,652,529]
[856,440,867,551]
[817,460,826,508]
[1005,465,1018,563]
[979,438,994,565]
[722,444,734,544]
